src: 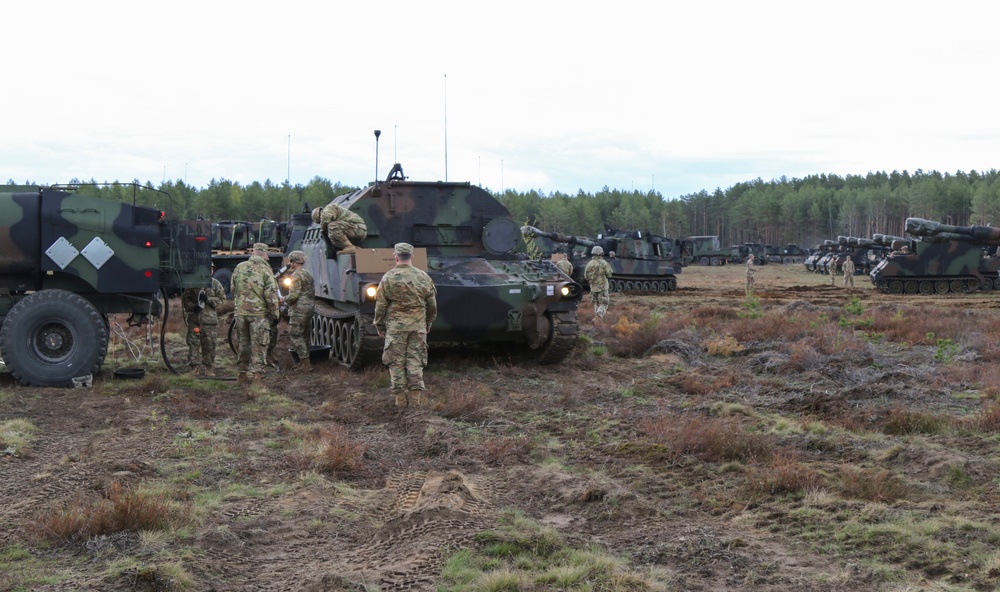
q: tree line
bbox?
[8,168,1000,249]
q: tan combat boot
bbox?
[409,390,423,407]
[204,366,216,377]
[393,391,408,408]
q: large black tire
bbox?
[214,267,234,299]
[0,290,108,387]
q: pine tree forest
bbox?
[9,168,1000,250]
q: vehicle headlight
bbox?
[364,284,378,300]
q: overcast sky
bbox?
[4,1,998,199]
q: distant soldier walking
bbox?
[313,202,367,254]
[842,257,856,288]
[283,250,316,370]
[182,265,226,377]
[375,243,438,408]
[745,253,756,295]
[584,246,614,318]
[232,243,281,384]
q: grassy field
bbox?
[2,263,1000,591]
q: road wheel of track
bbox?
[904,281,919,294]
[888,280,904,294]
[949,280,965,293]
[640,281,651,291]
[0,290,108,387]
[933,281,948,294]
[668,278,677,290]
[992,277,1000,290]
[624,281,635,291]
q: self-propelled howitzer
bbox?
[868,218,1000,294]
[297,165,583,368]
[520,225,681,293]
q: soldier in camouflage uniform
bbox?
[283,250,316,370]
[231,243,280,383]
[584,245,614,318]
[555,254,574,277]
[312,202,367,254]
[374,243,438,408]
[181,265,227,377]
[746,253,756,295]
[842,256,856,287]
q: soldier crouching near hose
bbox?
[374,243,438,408]
[283,250,316,371]
[182,265,226,377]
[312,202,367,254]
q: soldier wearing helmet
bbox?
[283,250,316,370]
[181,263,226,377]
[584,245,614,318]
[313,202,367,254]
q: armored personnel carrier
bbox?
[298,165,583,368]
[869,218,1000,294]
[521,225,681,292]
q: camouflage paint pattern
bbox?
[522,225,681,293]
[296,164,582,368]
[869,217,1000,294]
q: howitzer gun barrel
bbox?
[521,225,597,248]
[905,218,1000,242]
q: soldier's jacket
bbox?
[284,267,315,318]
[321,203,366,230]
[584,256,614,292]
[374,264,438,333]
[181,278,227,326]
[555,258,573,276]
[746,259,756,276]
[843,259,856,274]
[232,255,280,319]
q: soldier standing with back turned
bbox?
[584,246,614,318]
[375,243,438,408]
[182,265,226,377]
[555,254,574,277]
[231,243,281,384]
[745,253,756,295]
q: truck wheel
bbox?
[699,257,710,266]
[214,267,234,299]
[0,290,108,387]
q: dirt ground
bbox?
[3,263,1000,591]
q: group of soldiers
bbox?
[745,251,859,297]
[181,201,437,408]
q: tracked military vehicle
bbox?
[0,184,211,386]
[298,165,583,368]
[521,225,681,292]
[869,218,1000,294]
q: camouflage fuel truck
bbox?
[868,218,1000,294]
[0,184,212,386]
[297,165,583,368]
[520,225,681,292]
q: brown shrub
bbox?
[964,399,1000,432]
[785,340,823,370]
[978,365,1000,398]
[744,453,823,496]
[881,403,952,435]
[435,382,489,421]
[32,481,174,543]
[869,307,966,345]
[838,466,906,502]
[606,313,675,358]
[288,425,366,474]
[692,305,739,322]
[480,435,534,465]
[638,413,773,464]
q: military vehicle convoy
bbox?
[0,184,212,386]
[521,225,682,292]
[869,218,1000,294]
[298,165,583,368]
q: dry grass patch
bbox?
[435,382,490,421]
[743,453,823,496]
[870,307,967,346]
[286,425,367,475]
[639,413,774,464]
[881,403,953,435]
[30,481,178,544]
[837,466,906,503]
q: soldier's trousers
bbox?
[235,316,272,377]
[590,290,610,317]
[288,314,312,362]
[382,330,428,392]
[844,273,854,287]
[327,221,367,249]
[746,275,755,294]
[185,319,217,368]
